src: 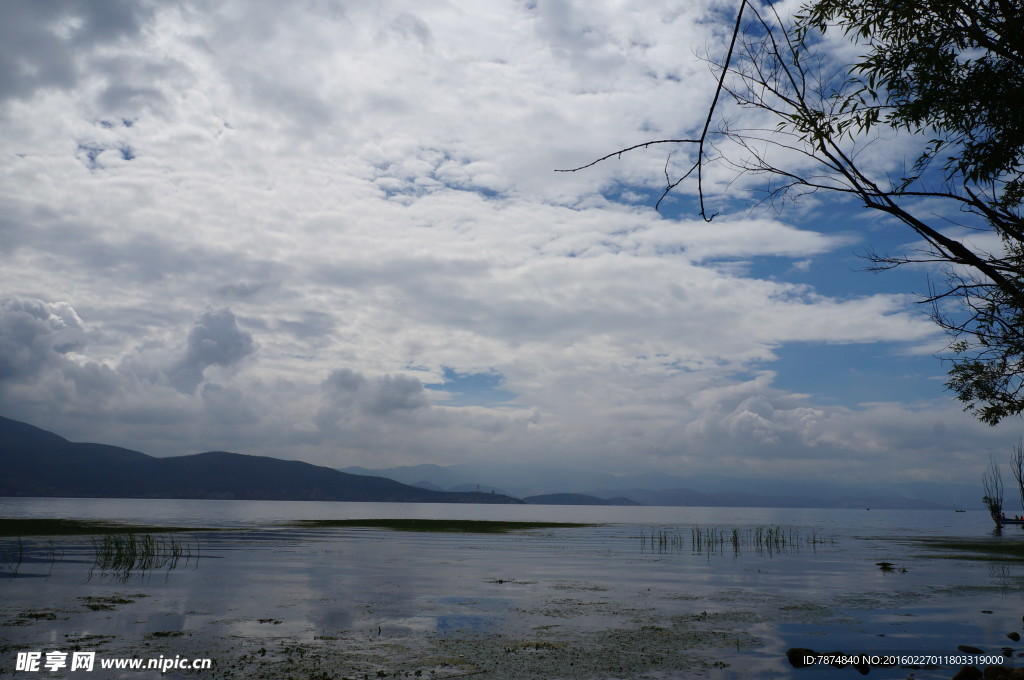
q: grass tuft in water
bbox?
[89,533,196,580]
[640,526,834,555]
[0,536,25,576]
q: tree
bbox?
[983,453,1005,524]
[1011,438,1024,511]
[559,0,1024,424]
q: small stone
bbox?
[984,664,1012,680]
[785,648,817,668]
[1009,632,1021,641]
[952,666,982,680]
[960,645,986,654]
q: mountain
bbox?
[522,493,641,506]
[611,488,947,510]
[1,416,974,509]
[341,462,633,498]
[0,416,521,504]
[345,462,972,510]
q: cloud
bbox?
[167,308,255,393]
[318,368,429,423]
[0,297,87,382]
[1,1,1017,484]
[0,1,155,105]
[0,299,257,432]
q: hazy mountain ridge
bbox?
[522,493,642,506]
[0,416,970,509]
[0,416,520,504]
[344,463,968,510]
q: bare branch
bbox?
[555,138,701,173]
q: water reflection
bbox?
[0,537,65,579]
[1,534,199,582]
[2,503,1022,680]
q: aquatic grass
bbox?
[2,520,209,580]
[0,518,213,537]
[641,526,834,556]
[89,532,196,581]
[0,536,25,576]
[1,537,67,578]
[43,540,62,576]
[289,519,597,533]
[898,536,1024,562]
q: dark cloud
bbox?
[216,280,270,299]
[96,84,167,113]
[201,382,260,425]
[315,368,429,431]
[0,0,154,105]
[362,374,430,415]
[168,308,255,393]
[276,311,336,341]
[0,297,86,382]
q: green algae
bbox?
[288,519,597,533]
[897,536,1024,562]
[0,518,213,537]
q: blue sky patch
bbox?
[427,367,516,407]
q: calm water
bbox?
[1,498,1020,680]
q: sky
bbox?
[1,0,1020,487]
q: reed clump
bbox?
[90,533,196,580]
[640,526,833,556]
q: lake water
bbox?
[1,498,1021,679]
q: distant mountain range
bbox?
[0,415,975,509]
[343,462,975,510]
[0,416,518,504]
[522,493,641,506]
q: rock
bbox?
[960,645,986,654]
[785,648,817,668]
[1008,632,1021,642]
[1007,668,1024,680]
[984,664,1013,680]
[952,666,982,680]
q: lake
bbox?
[1,498,1020,679]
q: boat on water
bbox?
[1000,517,1024,525]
